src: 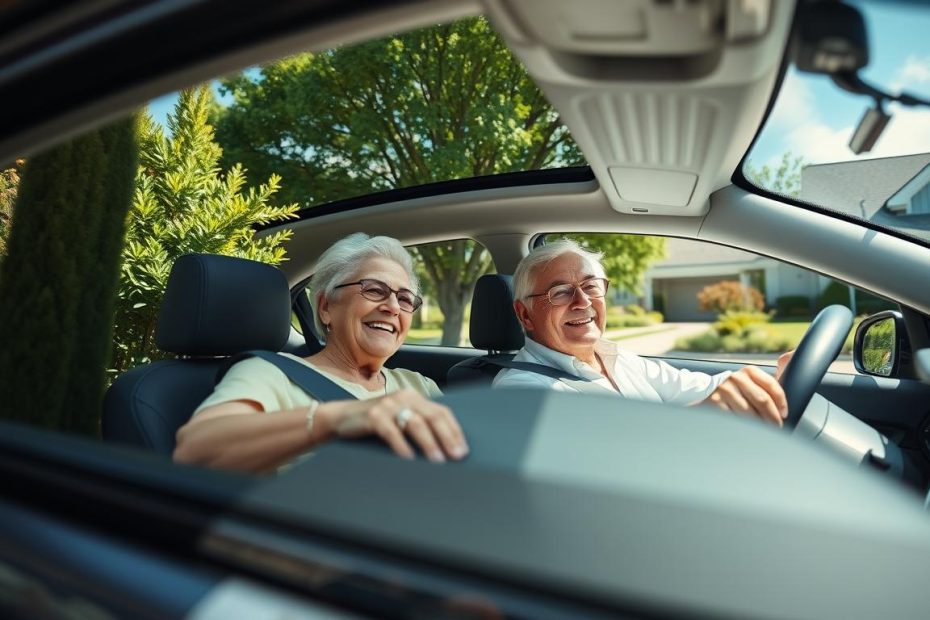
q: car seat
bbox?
[446,274,525,386]
[102,254,293,454]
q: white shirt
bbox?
[492,338,730,406]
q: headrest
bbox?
[156,254,291,356]
[469,274,525,351]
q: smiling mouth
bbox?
[364,321,397,334]
[565,317,594,326]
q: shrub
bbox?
[0,159,24,259]
[818,281,897,316]
[817,281,850,309]
[675,330,721,352]
[856,295,896,316]
[775,295,812,318]
[713,310,771,336]
[111,87,298,375]
[697,280,764,313]
[606,305,664,328]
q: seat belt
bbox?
[217,350,356,402]
[473,358,618,396]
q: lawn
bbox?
[762,321,810,346]
[406,328,444,345]
[767,318,859,353]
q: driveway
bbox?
[604,322,711,355]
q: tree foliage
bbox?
[113,86,299,373]
[0,159,23,258]
[560,234,666,296]
[744,152,804,198]
[213,17,586,344]
[0,119,137,435]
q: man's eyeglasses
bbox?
[334,279,423,313]
[525,277,609,306]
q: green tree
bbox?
[113,86,299,373]
[213,17,585,345]
[0,119,137,435]
[562,234,666,297]
[745,151,804,198]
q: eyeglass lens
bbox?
[548,278,607,305]
[359,280,420,311]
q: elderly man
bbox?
[493,240,790,426]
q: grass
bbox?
[760,321,810,346]
[406,328,444,345]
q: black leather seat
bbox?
[446,274,525,386]
[102,254,292,454]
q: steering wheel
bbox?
[779,304,853,428]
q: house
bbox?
[630,152,930,321]
[635,238,821,321]
[801,153,930,242]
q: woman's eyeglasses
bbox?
[334,279,423,313]
[525,277,609,306]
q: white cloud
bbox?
[764,72,816,131]
[869,106,930,156]
[891,55,930,91]
[766,103,930,167]
[781,123,854,166]
[754,65,930,169]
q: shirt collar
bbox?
[522,337,612,380]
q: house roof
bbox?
[652,237,763,268]
[800,152,930,221]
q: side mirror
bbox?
[853,310,906,377]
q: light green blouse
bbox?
[195,352,442,416]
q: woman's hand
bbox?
[315,389,469,463]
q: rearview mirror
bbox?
[854,311,905,377]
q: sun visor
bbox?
[608,167,697,208]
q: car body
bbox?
[1,0,930,618]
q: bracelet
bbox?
[306,401,319,432]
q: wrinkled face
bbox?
[514,253,606,360]
[319,257,414,363]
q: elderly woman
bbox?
[173,233,468,473]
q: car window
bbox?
[293,239,496,348]
[743,0,930,245]
[542,233,896,374]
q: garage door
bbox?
[658,276,738,321]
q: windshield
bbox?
[743,0,930,242]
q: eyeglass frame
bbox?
[524,277,610,306]
[333,278,423,313]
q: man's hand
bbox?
[702,366,789,426]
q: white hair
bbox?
[310,233,419,337]
[512,239,606,302]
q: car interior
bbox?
[3,0,930,618]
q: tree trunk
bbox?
[439,298,467,346]
[433,275,472,346]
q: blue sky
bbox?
[748,0,930,169]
